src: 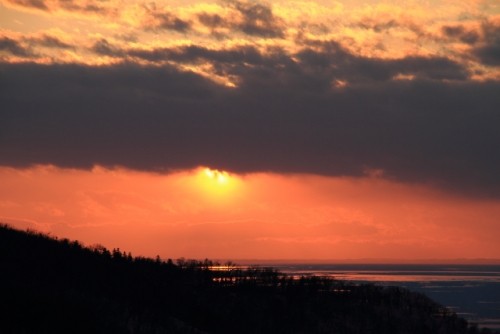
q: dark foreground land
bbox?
[0,224,497,334]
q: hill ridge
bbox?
[0,224,496,334]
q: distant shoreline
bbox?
[217,258,500,265]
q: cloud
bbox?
[295,41,470,83]
[1,34,76,60]
[0,36,34,57]
[473,21,500,66]
[198,12,225,29]
[0,1,498,198]
[439,21,500,67]
[6,0,48,10]
[441,25,480,45]
[3,0,283,38]
[1,56,499,197]
[29,35,74,49]
[196,0,284,38]
[145,12,192,33]
[356,15,423,36]
[91,38,125,57]
[228,0,284,38]
[3,0,117,18]
[127,44,266,67]
[89,39,469,85]
[57,0,108,14]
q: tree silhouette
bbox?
[0,223,497,334]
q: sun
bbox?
[204,168,229,185]
[192,167,242,203]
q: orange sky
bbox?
[1,165,499,260]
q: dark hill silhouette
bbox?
[0,223,496,334]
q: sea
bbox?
[247,263,500,330]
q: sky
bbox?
[1,0,500,261]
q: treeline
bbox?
[0,224,496,334]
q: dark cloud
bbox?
[229,0,284,38]
[197,13,230,38]
[441,22,500,67]
[473,22,500,66]
[197,1,284,38]
[0,35,72,60]
[30,35,74,49]
[128,44,265,66]
[59,2,107,14]
[1,42,499,198]
[441,25,480,44]
[358,19,399,32]
[198,13,226,28]
[356,17,424,36]
[6,0,111,14]
[295,42,469,83]
[91,38,125,57]
[154,13,191,32]
[6,0,48,10]
[0,36,34,57]
[91,39,468,85]
[142,10,192,33]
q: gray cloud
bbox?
[198,13,225,28]
[355,16,424,37]
[0,37,34,57]
[91,39,469,85]
[127,44,266,66]
[1,41,499,198]
[6,0,111,14]
[295,42,470,83]
[30,35,74,49]
[6,0,48,10]
[196,0,284,38]
[0,35,72,60]
[59,2,107,14]
[151,12,192,32]
[441,22,500,67]
[358,19,399,32]
[229,0,284,38]
[91,38,125,57]
[473,22,500,66]
[441,25,480,45]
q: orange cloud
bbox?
[1,0,498,72]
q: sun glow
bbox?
[193,167,242,203]
[1,165,500,259]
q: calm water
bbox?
[265,264,500,329]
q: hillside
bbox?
[0,224,495,334]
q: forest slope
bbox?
[0,224,495,334]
